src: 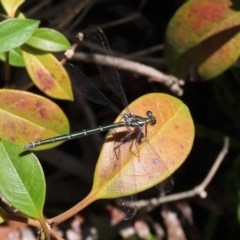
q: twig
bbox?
[126,136,230,209]
[64,30,184,96]
[99,12,141,29]
[25,0,51,16]
[98,0,148,29]
[56,0,93,29]
[1,212,63,240]
[66,1,94,32]
[69,51,184,96]
[127,44,164,59]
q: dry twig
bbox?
[71,51,184,96]
[63,31,184,96]
[130,136,230,210]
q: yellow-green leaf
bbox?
[0,89,70,150]
[22,47,73,100]
[1,0,25,17]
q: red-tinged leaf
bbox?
[165,0,240,80]
[0,89,70,150]
[1,0,25,17]
[60,93,194,214]
[22,47,73,100]
[93,93,194,198]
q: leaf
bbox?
[93,93,194,198]
[1,0,25,17]
[0,89,70,150]
[0,139,45,220]
[0,47,25,67]
[165,0,240,80]
[26,28,71,52]
[22,47,73,100]
[0,18,39,52]
[79,93,194,205]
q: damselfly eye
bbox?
[150,118,157,125]
[146,111,153,116]
[146,111,156,125]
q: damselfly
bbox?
[24,111,156,150]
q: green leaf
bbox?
[22,47,73,100]
[165,0,240,80]
[0,18,39,52]
[0,47,25,67]
[26,28,71,52]
[0,89,70,150]
[0,139,45,219]
[1,0,25,17]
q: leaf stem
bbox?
[39,216,50,240]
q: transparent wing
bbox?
[66,64,120,113]
[83,26,129,108]
[138,133,174,192]
[116,195,137,220]
[102,120,173,219]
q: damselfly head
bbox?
[146,111,157,126]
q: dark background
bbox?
[7,0,240,239]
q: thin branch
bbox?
[127,44,164,59]
[199,137,229,189]
[64,30,184,96]
[99,12,141,29]
[69,51,184,96]
[127,136,230,209]
[98,0,148,30]
[2,212,63,240]
[26,0,52,16]
[56,0,94,29]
